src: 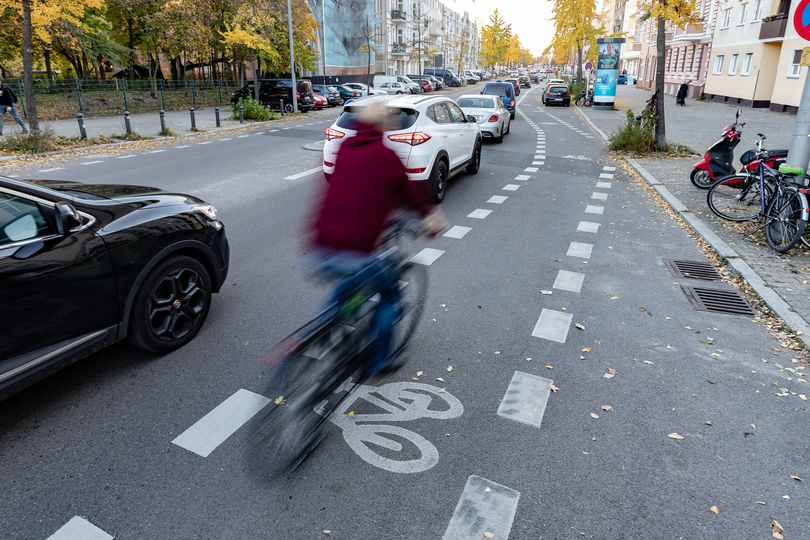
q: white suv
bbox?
[322,95,482,202]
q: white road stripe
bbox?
[7,174,19,178]
[603,166,616,171]
[599,172,615,179]
[282,127,291,130]
[411,247,445,265]
[172,389,271,457]
[237,135,250,138]
[269,129,280,132]
[503,184,520,191]
[81,160,103,165]
[255,131,266,135]
[443,225,472,239]
[38,167,64,172]
[284,166,324,180]
[577,221,600,233]
[585,205,604,214]
[442,476,520,540]
[532,309,573,343]
[48,516,113,540]
[591,192,608,201]
[497,371,554,428]
[468,208,492,219]
[567,241,593,259]
[514,174,531,181]
[532,161,544,166]
[116,154,137,159]
[219,137,232,141]
[553,270,585,293]
[146,149,165,154]
[198,141,212,145]
[535,154,545,159]
[596,181,612,188]
[487,195,508,204]
[176,145,191,148]
[525,167,538,173]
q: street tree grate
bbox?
[680,285,756,317]
[665,259,723,281]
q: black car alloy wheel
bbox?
[430,158,448,203]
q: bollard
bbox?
[190,108,196,130]
[215,107,221,128]
[239,105,244,124]
[124,111,132,135]
[76,112,87,140]
[159,110,166,133]
[279,99,284,116]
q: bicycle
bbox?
[245,218,429,478]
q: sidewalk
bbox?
[580,85,810,342]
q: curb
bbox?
[576,105,810,346]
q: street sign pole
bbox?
[287,0,298,113]
[786,0,810,172]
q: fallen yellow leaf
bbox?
[347,410,355,418]
[601,405,614,412]
[274,396,286,405]
[447,365,454,372]
[771,518,784,539]
[610,295,620,300]
[323,530,332,536]
[800,394,807,401]
[545,363,553,369]
[581,347,592,353]
[668,432,685,440]
[575,323,585,330]
[549,383,560,393]
[791,475,802,482]
[483,533,495,539]
[709,505,719,514]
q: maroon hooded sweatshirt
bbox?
[312,121,432,253]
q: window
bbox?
[446,102,467,123]
[789,50,802,78]
[728,54,739,75]
[721,8,732,28]
[429,103,451,123]
[0,192,51,246]
[742,53,753,75]
[713,55,724,74]
[738,3,748,24]
[752,0,762,21]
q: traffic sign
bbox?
[796,0,810,41]
[584,61,593,71]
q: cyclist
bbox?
[307,101,446,376]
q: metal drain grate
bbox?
[665,259,723,281]
[680,285,756,316]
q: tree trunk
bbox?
[655,15,666,150]
[148,52,158,98]
[98,55,106,81]
[44,49,57,93]
[576,43,583,84]
[21,0,38,132]
[251,54,258,100]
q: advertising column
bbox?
[593,37,626,110]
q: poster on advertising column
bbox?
[593,37,626,109]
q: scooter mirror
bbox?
[736,108,741,119]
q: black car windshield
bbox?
[482,85,510,97]
[457,97,494,108]
[336,106,419,131]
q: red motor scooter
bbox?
[690,109,788,189]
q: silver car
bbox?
[455,94,511,143]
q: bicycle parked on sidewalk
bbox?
[575,88,593,107]
[245,218,429,478]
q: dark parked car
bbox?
[544,85,571,106]
[519,75,531,88]
[312,84,342,106]
[0,177,229,399]
[231,79,315,112]
[504,77,520,96]
[336,84,361,103]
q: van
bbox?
[481,81,516,119]
[373,75,397,89]
[424,68,461,87]
[396,75,421,93]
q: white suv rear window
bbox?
[336,107,419,130]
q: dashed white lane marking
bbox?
[284,166,324,180]
[282,127,291,130]
[497,371,554,428]
[305,123,315,126]
[269,129,280,132]
[443,225,471,239]
[514,175,531,181]
[603,166,616,171]
[255,131,266,135]
[198,141,212,145]
[80,160,103,165]
[237,134,250,138]
[532,161,544,166]
[596,181,612,189]
[146,149,165,154]
[591,192,608,201]
[503,184,520,191]
[48,516,113,540]
[116,154,137,159]
[567,241,593,259]
[487,195,508,204]
[442,475,520,540]
[7,174,19,177]
[468,208,492,219]
[599,173,615,179]
[577,221,600,233]
[585,205,604,214]
[553,270,585,293]
[411,247,445,265]
[220,137,232,141]
[38,167,64,172]
[535,154,545,160]
[525,167,539,173]
[176,145,191,148]
[532,309,573,343]
[172,389,270,457]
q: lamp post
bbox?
[287,0,298,113]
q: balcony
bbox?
[391,43,408,55]
[391,9,406,22]
[759,14,788,40]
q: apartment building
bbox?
[703,0,806,112]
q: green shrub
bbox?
[231,97,271,121]
[0,129,61,153]
[608,108,657,153]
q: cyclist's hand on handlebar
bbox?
[423,209,448,238]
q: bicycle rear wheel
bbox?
[393,261,429,356]
[706,173,769,222]
[765,187,807,253]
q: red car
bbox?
[418,78,433,92]
[312,93,328,109]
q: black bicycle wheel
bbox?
[393,261,428,357]
[765,187,807,253]
[707,173,770,222]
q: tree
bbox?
[358,15,381,86]
[545,0,601,84]
[480,8,510,69]
[21,0,38,132]
[407,2,436,74]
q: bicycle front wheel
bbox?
[393,261,428,355]
[765,187,807,253]
[707,174,769,222]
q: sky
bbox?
[455,0,557,58]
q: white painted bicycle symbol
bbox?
[324,380,463,474]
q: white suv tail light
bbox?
[387,132,431,146]
[324,127,345,140]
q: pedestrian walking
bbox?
[0,81,29,135]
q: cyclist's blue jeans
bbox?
[310,248,400,376]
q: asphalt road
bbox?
[1,84,809,540]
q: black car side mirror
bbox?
[466,114,477,123]
[54,201,82,236]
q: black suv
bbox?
[0,177,229,399]
[232,79,315,112]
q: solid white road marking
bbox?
[532,161,544,166]
[38,167,64,172]
[116,155,137,159]
[48,516,113,540]
[599,173,615,179]
[503,184,520,191]
[567,241,593,259]
[596,181,612,188]
[442,476,520,540]
[585,205,604,215]
[553,270,585,293]
[514,174,531,181]
[443,225,471,239]
[487,195,508,204]
[525,167,538,173]
[172,389,271,457]
[411,247,445,265]
[146,149,165,154]
[80,161,103,165]
[577,221,600,233]
[591,192,608,201]
[532,309,573,343]
[497,371,554,428]
[468,208,492,219]
[603,166,616,171]
[284,166,324,180]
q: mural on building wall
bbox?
[308,0,375,69]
